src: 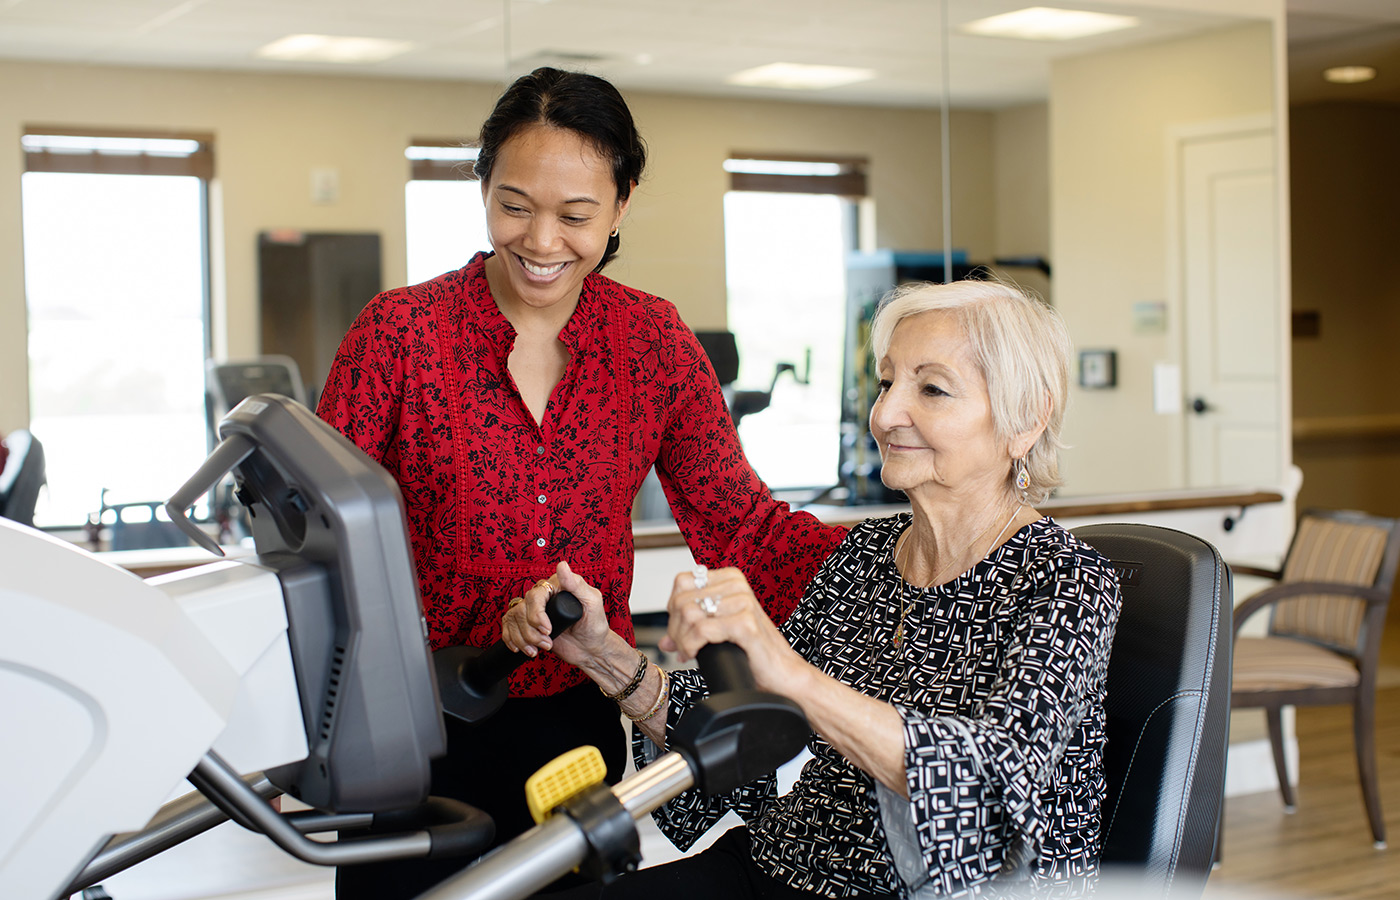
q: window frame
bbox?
[725,152,868,198]
[21,126,216,528]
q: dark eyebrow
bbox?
[495,183,601,206]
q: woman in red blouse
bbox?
[317,67,847,899]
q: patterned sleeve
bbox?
[315,291,408,460]
[894,547,1120,895]
[629,557,838,850]
[630,668,779,851]
[645,305,846,624]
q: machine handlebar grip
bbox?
[696,642,754,695]
[466,591,583,687]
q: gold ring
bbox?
[535,579,557,599]
[508,596,525,609]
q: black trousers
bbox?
[538,827,897,900]
[335,681,627,900]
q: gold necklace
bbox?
[892,501,1023,648]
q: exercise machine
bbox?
[0,394,810,900]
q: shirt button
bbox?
[535,537,546,548]
[535,445,545,455]
[537,494,547,504]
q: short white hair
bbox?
[869,278,1071,503]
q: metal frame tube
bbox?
[190,752,432,865]
[66,774,279,894]
[413,751,697,900]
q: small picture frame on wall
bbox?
[1079,349,1117,389]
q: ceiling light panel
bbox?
[959,7,1140,42]
[256,34,414,64]
[725,62,876,91]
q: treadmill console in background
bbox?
[166,393,444,813]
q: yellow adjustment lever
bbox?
[525,745,608,824]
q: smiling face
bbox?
[869,310,1011,504]
[481,123,630,317]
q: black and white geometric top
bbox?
[634,515,1122,898]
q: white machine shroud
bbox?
[0,518,306,900]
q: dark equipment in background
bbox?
[258,230,382,408]
[207,355,309,423]
[693,331,810,429]
[0,429,46,526]
[840,251,1002,506]
[205,355,313,543]
[634,331,811,523]
[95,488,191,551]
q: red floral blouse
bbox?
[317,252,847,697]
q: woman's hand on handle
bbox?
[664,566,911,795]
[660,567,808,697]
[500,561,614,666]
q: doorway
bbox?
[1177,119,1283,488]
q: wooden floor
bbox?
[1203,617,1400,900]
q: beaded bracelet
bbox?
[602,650,650,702]
[628,664,669,724]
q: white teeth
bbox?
[522,258,566,277]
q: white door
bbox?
[1181,129,1281,487]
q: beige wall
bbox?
[0,59,997,434]
[991,102,1052,303]
[1050,22,1279,494]
[1290,101,1400,517]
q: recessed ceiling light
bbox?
[725,63,875,91]
[959,7,1140,41]
[256,34,414,64]
[1323,65,1378,84]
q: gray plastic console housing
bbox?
[166,393,445,813]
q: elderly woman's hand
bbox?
[660,566,808,696]
[500,561,614,668]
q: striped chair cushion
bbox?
[1233,635,1360,693]
[1271,516,1388,649]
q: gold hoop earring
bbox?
[610,226,619,237]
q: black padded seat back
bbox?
[1071,524,1231,898]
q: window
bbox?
[723,154,865,495]
[405,140,490,285]
[21,129,213,528]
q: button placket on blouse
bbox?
[533,434,548,550]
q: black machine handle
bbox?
[671,641,811,797]
[695,641,755,695]
[470,591,583,686]
[435,591,583,723]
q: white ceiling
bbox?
[0,1,1396,108]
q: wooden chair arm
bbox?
[1227,563,1281,580]
[1232,580,1391,639]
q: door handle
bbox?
[1191,397,1211,415]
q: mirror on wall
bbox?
[1,0,1284,505]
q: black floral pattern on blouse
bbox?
[317,252,847,697]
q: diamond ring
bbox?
[695,594,719,617]
[691,565,709,590]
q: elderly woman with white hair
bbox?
[505,279,1123,899]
